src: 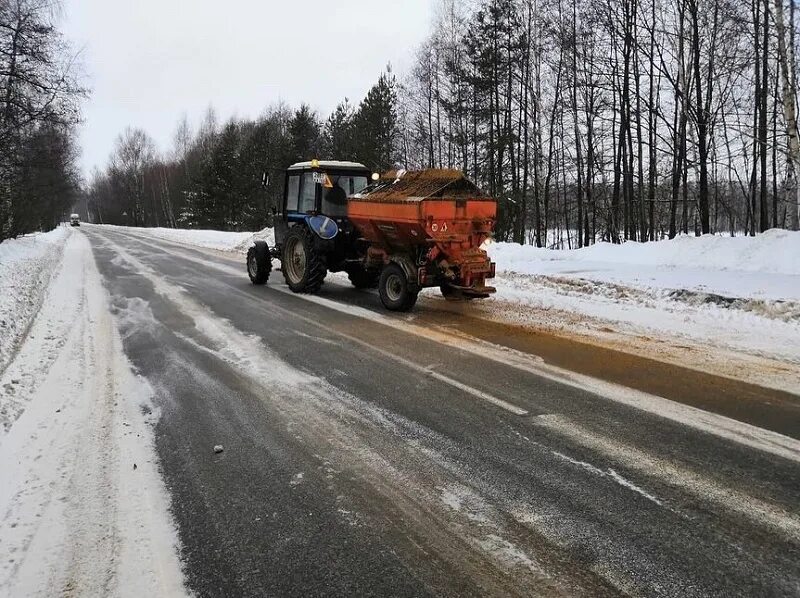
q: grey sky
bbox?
[62,0,433,177]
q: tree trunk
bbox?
[759,0,770,232]
[690,0,710,234]
[774,0,800,230]
[571,0,584,247]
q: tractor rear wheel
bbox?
[281,225,326,293]
[378,263,418,311]
[346,265,379,289]
[246,244,271,285]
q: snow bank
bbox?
[233,227,275,252]
[0,227,69,372]
[101,224,275,253]
[121,225,255,251]
[486,229,800,304]
[488,229,800,276]
[477,230,800,364]
[0,233,188,595]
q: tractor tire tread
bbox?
[378,263,418,312]
[281,225,327,293]
[247,245,271,285]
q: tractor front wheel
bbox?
[281,226,327,293]
[378,263,418,311]
[246,244,271,285]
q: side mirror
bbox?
[261,172,270,188]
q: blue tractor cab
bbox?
[246,160,377,293]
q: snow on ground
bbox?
[477,230,800,365]
[0,233,188,596]
[0,227,70,373]
[487,229,800,300]
[98,223,273,252]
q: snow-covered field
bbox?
[0,227,70,374]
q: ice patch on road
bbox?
[476,534,541,572]
[438,484,491,524]
[112,296,160,342]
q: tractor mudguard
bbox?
[388,255,419,292]
[305,215,339,240]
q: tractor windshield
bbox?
[321,174,368,217]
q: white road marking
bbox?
[424,367,529,416]
[536,414,800,542]
[547,449,663,506]
[255,298,530,417]
[267,285,800,462]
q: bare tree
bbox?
[774,0,800,230]
[109,128,156,226]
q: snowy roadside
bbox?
[0,232,188,596]
[0,227,70,374]
[95,223,273,252]
[476,230,800,365]
[97,224,800,390]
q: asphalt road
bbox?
[82,225,800,598]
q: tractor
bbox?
[246,160,496,311]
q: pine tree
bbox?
[207,121,241,229]
[288,104,322,162]
[324,99,357,160]
[353,69,399,171]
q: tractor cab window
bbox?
[299,173,317,213]
[321,175,368,217]
[285,174,300,212]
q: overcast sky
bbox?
[61,0,433,177]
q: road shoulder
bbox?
[0,232,187,596]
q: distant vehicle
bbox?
[69,214,80,227]
[246,159,497,311]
